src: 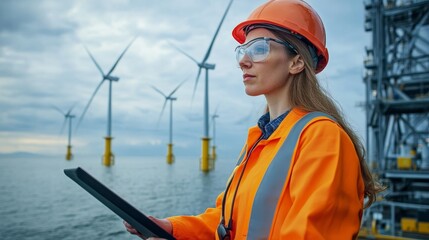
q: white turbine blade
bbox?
[169,41,200,65]
[59,116,67,135]
[84,45,105,77]
[51,105,65,115]
[157,99,168,127]
[168,78,188,97]
[106,36,137,76]
[66,103,77,116]
[192,67,203,102]
[76,79,105,132]
[202,0,234,63]
[151,85,167,97]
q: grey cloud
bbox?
[0,1,77,36]
[0,0,369,158]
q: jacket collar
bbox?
[246,108,309,146]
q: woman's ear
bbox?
[289,55,305,74]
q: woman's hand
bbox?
[124,220,145,239]
[123,216,173,240]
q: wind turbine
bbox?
[52,105,76,160]
[77,37,136,166]
[151,79,187,164]
[210,105,220,161]
[171,0,234,171]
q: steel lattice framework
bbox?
[362,0,429,238]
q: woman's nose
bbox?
[238,53,252,69]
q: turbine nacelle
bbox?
[201,62,216,70]
[105,75,119,81]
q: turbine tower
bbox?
[77,38,136,166]
[53,105,76,160]
[171,0,234,171]
[151,79,187,164]
[210,105,220,161]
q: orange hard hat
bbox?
[232,0,329,73]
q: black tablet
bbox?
[64,167,175,240]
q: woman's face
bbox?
[238,28,292,98]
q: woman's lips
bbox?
[243,73,255,82]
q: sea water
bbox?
[0,155,236,239]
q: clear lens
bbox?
[235,37,299,65]
[235,38,270,64]
[250,40,270,62]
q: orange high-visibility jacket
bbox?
[168,108,365,239]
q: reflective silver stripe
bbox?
[247,112,335,239]
[235,146,246,166]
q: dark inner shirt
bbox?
[257,110,290,140]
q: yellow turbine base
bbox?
[166,143,174,164]
[66,145,73,160]
[103,136,115,167]
[211,146,217,160]
[201,137,211,172]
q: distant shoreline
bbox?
[0,151,44,158]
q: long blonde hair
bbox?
[271,30,384,208]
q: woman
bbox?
[125,0,383,239]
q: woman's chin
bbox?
[244,88,262,97]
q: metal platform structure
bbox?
[361,0,429,238]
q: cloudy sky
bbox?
[0,0,369,159]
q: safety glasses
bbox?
[235,37,298,64]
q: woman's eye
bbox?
[252,44,266,54]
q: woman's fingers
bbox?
[124,218,170,239]
[123,221,142,235]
